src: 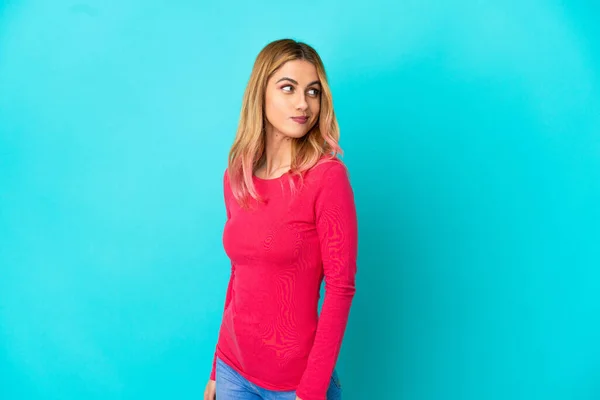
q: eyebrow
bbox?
[275,77,321,87]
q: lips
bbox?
[291,116,309,124]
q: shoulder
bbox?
[302,156,354,203]
[223,168,232,195]
[223,167,232,186]
[305,156,351,185]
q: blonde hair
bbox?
[227,38,343,208]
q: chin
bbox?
[285,130,310,140]
[287,124,316,139]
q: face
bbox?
[264,60,321,140]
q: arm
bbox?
[295,162,358,400]
[209,170,235,380]
[209,262,235,380]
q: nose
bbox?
[296,92,308,112]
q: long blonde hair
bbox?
[227,39,343,208]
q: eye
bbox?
[307,88,321,97]
[281,85,294,93]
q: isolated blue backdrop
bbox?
[1,1,599,399]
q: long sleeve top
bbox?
[209,158,358,400]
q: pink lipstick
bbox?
[291,116,309,124]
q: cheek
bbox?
[265,94,289,121]
[310,100,321,117]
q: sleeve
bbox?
[209,169,235,381]
[295,162,358,400]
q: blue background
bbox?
[1,1,599,399]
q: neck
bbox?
[259,127,293,178]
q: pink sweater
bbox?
[210,158,358,400]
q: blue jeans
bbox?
[215,357,342,400]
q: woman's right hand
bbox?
[204,379,216,400]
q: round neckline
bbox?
[253,170,290,182]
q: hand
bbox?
[204,379,216,400]
[295,397,303,400]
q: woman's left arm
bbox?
[295,162,358,400]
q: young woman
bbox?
[204,39,358,400]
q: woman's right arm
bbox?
[209,261,235,380]
[209,168,234,381]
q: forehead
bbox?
[270,60,319,84]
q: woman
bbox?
[204,39,358,400]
